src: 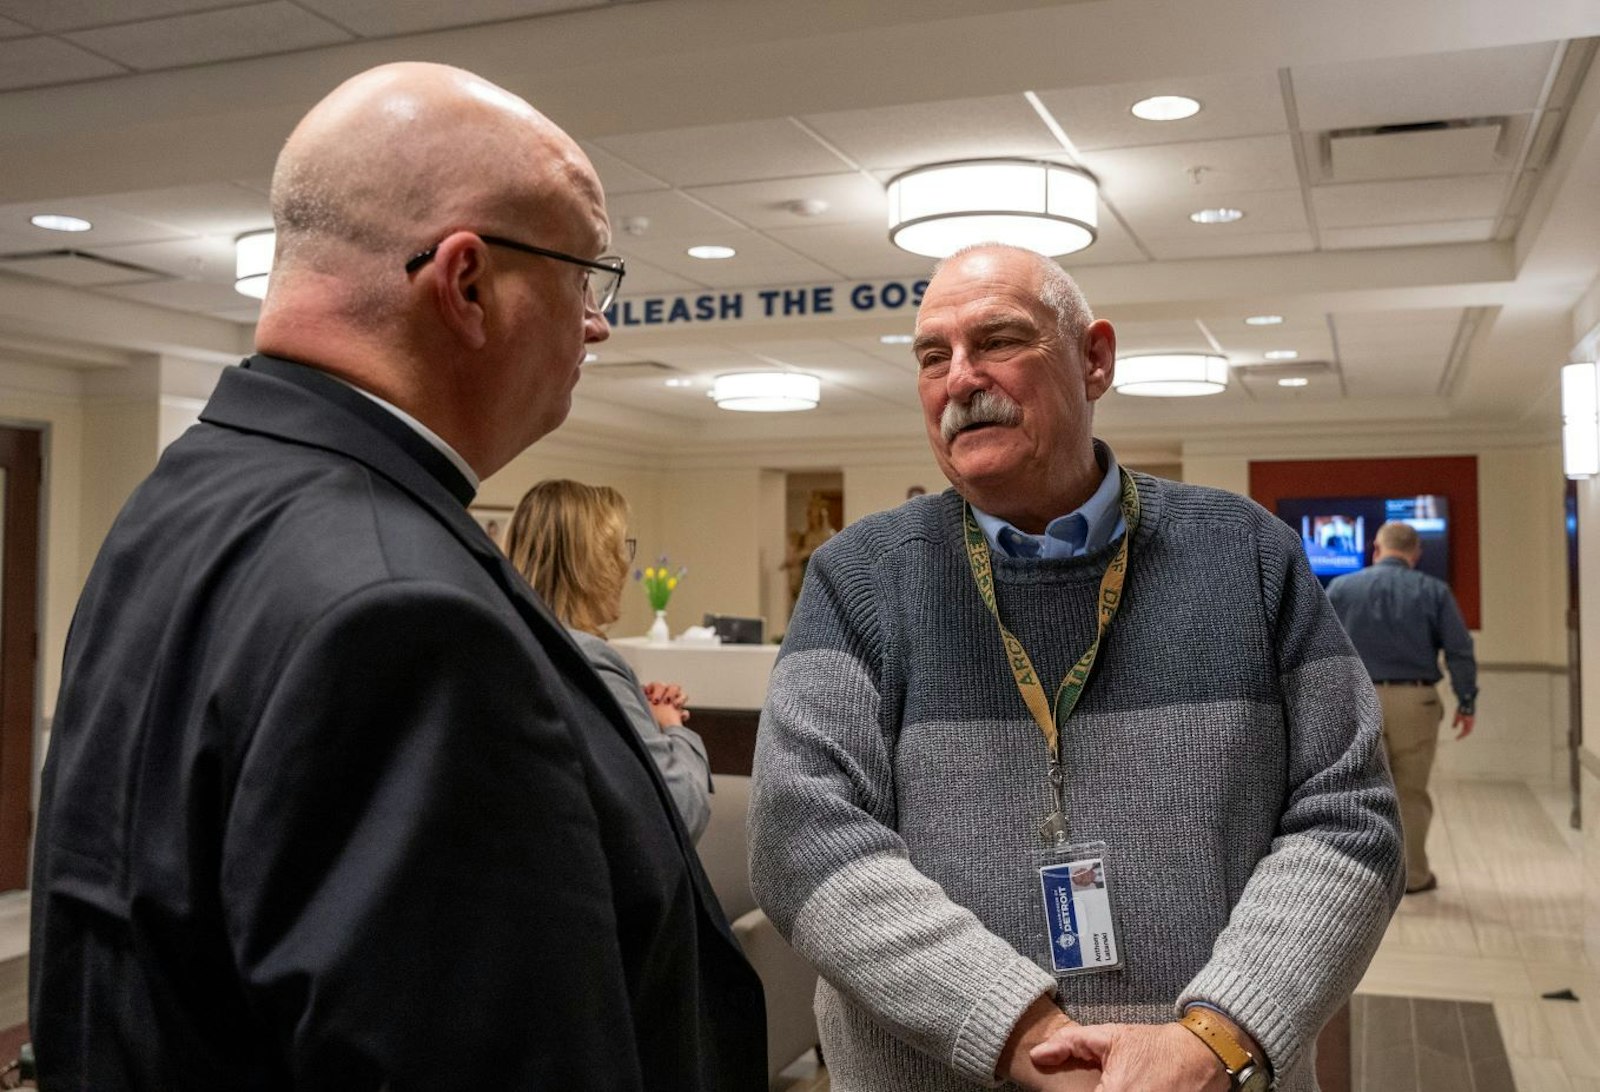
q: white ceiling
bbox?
[0,0,1598,455]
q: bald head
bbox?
[1374,521,1422,562]
[928,244,1094,343]
[266,62,599,318]
[254,62,613,480]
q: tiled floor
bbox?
[1358,778,1598,1091]
[1351,996,1515,1091]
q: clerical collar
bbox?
[327,374,481,494]
[970,444,1125,560]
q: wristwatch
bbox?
[1178,1007,1269,1092]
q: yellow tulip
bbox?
[667,577,678,590]
[645,567,657,579]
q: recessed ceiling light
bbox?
[687,244,736,260]
[1277,377,1309,388]
[583,352,598,364]
[664,377,694,388]
[1190,207,1244,225]
[31,213,92,232]
[1264,349,1299,361]
[1244,314,1284,326]
[1131,95,1201,121]
[880,334,914,345]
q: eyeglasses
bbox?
[624,537,637,563]
[404,233,625,313]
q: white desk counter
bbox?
[609,637,780,710]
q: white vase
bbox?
[647,610,670,644]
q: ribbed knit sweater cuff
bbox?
[950,958,1058,1086]
[1180,962,1301,1078]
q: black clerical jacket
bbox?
[29,355,766,1090]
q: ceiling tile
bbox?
[1292,41,1560,132]
[1080,135,1303,205]
[1321,219,1496,250]
[595,119,854,187]
[83,236,238,282]
[91,182,271,237]
[208,306,261,326]
[99,278,252,313]
[64,2,351,70]
[611,256,704,295]
[1241,378,1343,403]
[763,222,938,280]
[612,228,841,288]
[1055,208,1148,267]
[606,190,742,241]
[1142,230,1314,261]
[0,200,193,248]
[1312,175,1508,228]
[1033,69,1289,152]
[581,143,671,198]
[687,173,886,229]
[294,0,601,37]
[0,0,244,32]
[0,35,127,90]
[1122,188,1311,239]
[0,252,164,287]
[800,93,1060,171]
[1214,328,1337,364]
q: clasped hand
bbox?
[1003,999,1231,1092]
[642,681,689,729]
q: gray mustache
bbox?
[940,390,1022,442]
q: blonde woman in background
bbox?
[506,479,712,841]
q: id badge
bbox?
[1033,840,1124,978]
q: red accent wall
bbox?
[1248,456,1480,629]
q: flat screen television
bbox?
[1274,494,1450,587]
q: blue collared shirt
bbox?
[1326,556,1478,712]
[971,448,1126,560]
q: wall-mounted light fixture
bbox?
[1562,361,1599,479]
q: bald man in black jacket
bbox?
[30,63,764,1091]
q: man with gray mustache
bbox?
[751,243,1401,1092]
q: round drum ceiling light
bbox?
[1244,314,1284,326]
[687,244,736,260]
[1112,353,1229,397]
[1278,377,1310,388]
[886,158,1099,258]
[31,213,92,232]
[1190,207,1244,224]
[711,372,820,412]
[234,229,275,299]
[1131,95,1201,121]
[1264,349,1299,361]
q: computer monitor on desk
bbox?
[704,613,765,645]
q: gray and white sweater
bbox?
[750,469,1403,1091]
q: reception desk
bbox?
[609,638,780,774]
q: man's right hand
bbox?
[998,995,1100,1090]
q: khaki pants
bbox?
[1376,684,1444,888]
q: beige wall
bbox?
[1184,440,1569,782]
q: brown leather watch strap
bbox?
[1179,1007,1254,1075]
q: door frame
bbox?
[0,425,40,891]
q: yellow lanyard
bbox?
[962,469,1141,842]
